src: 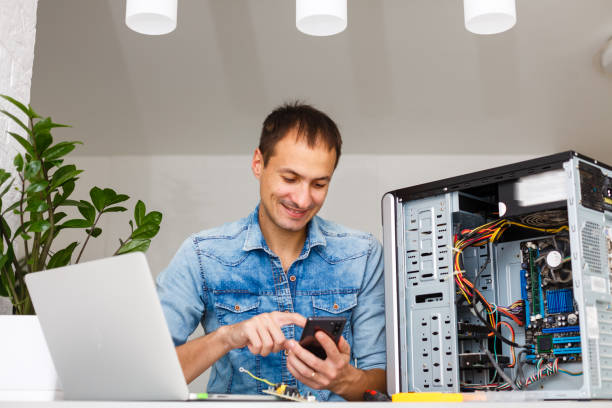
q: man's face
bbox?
[252,129,336,233]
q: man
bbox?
[156,103,385,401]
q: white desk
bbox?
[1,401,612,408]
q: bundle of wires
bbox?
[453,218,568,347]
[461,357,582,391]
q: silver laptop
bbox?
[25,253,276,401]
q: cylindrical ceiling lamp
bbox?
[296,0,347,37]
[464,0,516,35]
[126,0,178,35]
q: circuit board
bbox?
[262,385,316,402]
[520,236,581,364]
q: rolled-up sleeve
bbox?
[156,236,206,346]
[351,236,386,370]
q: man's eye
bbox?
[314,183,327,189]
[283,177,296,183]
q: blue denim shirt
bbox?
[156,206,386,401]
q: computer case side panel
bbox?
[382,193,401,395]
[566,157,612,398]
[385,192,459,393]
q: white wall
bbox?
[58,152,536,392]
[0,0,38,314]
[62,153,535,272]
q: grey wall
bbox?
[26,0,612,394]
[54,152,534,392]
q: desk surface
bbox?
[1,401,612,407]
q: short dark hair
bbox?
[259,102,342,169]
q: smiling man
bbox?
[156,103,386,401]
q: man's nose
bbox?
[292,182,312,209]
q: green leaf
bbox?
[47,242,78,269]
[52,193,64,207]
[109,194,129,205]
[60,219,92,228]
[58,199,82,207]
[25,198,48,213]
[13,153,24,172]
[46,159,64,168]
[0,95,32,118]
[32,116,70,135]
[0,270,10,297]
[41,213,65,242]
[104,188,117,203]
[27,104,41,119]
[24,160,41,180]
[116,239,151,255]
[85,187,121,212]
[103,206,127,213]
[28,220,51,233]
[2,201,20,216]
[8,132,35,156]
[33,127,52,154]
[11,221,31,241]
[62,179,75,197]
[85,227,102,238]
[0,217,12,240]
[50,165,82,190]
[42,141,80,161]
[89,187,106,212]
[53,180,76,207]
[143,211,162,226]
[52,211,67,223]
[134,200,145,227]
[131,223,160,240]
[0,254,10,271]
[0,178,14,199]
[0,169,10,186]
[25,180,48,194]
[77,200,96,223]
[0,110,31,135]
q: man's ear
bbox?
[251,148,263,179]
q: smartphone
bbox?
[298,316,347,359]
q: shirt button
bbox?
[333,303,339,310]
[234,305,240,311]
[289,275,296,282]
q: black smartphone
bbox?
[298,316,347,359]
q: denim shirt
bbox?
[156,206,386,401]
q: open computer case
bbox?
[382,151,612,399]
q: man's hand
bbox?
[222,311,306,356]
[285,331,359,397]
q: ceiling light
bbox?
[464,0,516,35]
[296,0,347,37]
[125,0,177,35]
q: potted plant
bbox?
[0,94,163,399]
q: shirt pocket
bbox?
[311,292,357,345]
[214,292,260,326]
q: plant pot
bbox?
[0,315,62,401]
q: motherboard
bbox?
[520,236,581,364]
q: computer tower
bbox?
[382,151,612,399]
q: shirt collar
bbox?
[242,204,327,255]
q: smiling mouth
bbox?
[281,203,308,218]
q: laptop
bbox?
[25,252,276,401]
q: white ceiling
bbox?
[31,0,612,159]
